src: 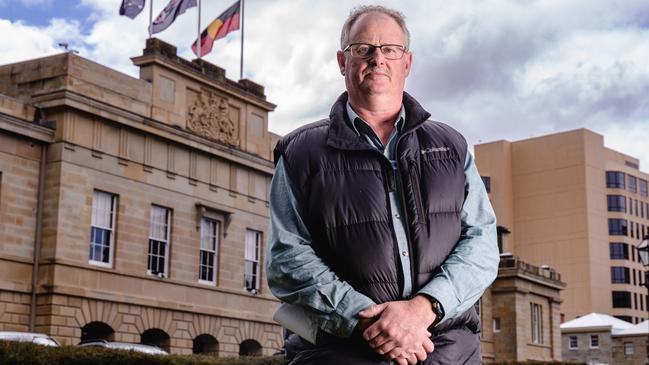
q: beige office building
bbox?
[475,129,649,324]
[0,38,283,356]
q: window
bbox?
[493,318,501,333]
[475,298,483,338]
[590,335,599,348]
[624,342,634,355]
[481,176,491,193]
[611,267,630,284]
[89,191,117,267]
[199,218,219,284]
[630,197,633,215]
[609,219,628,236]
[636,200,640,217]
[641,179,648,197]
[628,175,637,193]
[148,205,171,277]
[615,315,632,323]
[606,171,625,188]
[642,202,645,219]
[569,336,578,350]
[531,303,543,344]
[610,242,629,259]
[607,195,627,212]
[612,291,632,308]
[244,230,262,293]
[635,293,638,309]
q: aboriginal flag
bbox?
[192,0,241,57]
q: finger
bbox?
[376,340,397,355]
[362,320,390,342]
[368,333,391,349]
[406,353,417,365]
[359,303,387,318]
[414,347,427,361]
[394,357,408,365]
[423,338,435,353]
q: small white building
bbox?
[561,312,633,365]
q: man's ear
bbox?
[336,51,346,75]
[404,51,413,77]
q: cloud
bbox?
[1,0,648,168]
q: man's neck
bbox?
[348,93,403,145]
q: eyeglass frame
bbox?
[342,43,408,60]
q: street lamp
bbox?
[638,235,649,362]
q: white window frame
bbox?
[531,303,543,344]
[89,190,117,268]
[589,334,599,348]
[147,205,171,278]
[244,229,262,293]
[569,336,578,350]
[624,341,634,355]
[198,217,219,286]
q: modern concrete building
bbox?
[0,38,283,356]
[479,253,566,363]
[475,129,649,324]
[560,312,633,364]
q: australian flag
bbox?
[150,0,197,34]
[119,0,145,19]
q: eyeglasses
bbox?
[342,43,407,60]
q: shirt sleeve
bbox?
[416,150,499,324]
[265,157,376,337]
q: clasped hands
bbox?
[357,295,436,365]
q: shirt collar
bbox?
[345,101,406,137]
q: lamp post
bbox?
[638,235,649,363]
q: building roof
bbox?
[614,320,649,336]
[560,313,633,334]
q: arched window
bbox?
[141,328,170,353]
[239,339,262,356]
[193,334,219,356]
[81,322,115,342]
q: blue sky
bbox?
[0,0,648,169]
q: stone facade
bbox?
[0,38,283,356]
[612,334,649,365]
[480,254,565,363]
[562,330,614,365]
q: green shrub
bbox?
[0,341,284,365]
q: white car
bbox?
[78,340,168,355]
[0,331,59,347]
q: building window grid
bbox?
[531,303,543,344]
[198,218,219,284]
[148,205,171,277]
[607,195,627,212]
[630,197,633,215]
[624,342,634,355]
[613,291,632,308]
[244,229,262,293]
[606,171,625,189]
[590,334,599,349]
[569,336,578,350]
[640,179,648,197]
[610,242,629,260]
[636,200,639,217]
[628,175,637,193]
[89,191,117,267]
[609,218,628,236]
[612,267,630,284]
[493,318,501,333]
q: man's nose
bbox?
[368,46,387,65]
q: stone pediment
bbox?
[187,89,239,147]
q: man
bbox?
[266,5,499,364]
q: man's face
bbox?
[337,12,412,100]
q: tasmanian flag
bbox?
[191,0,241,57]
[150,0,197,34]
[119,0,145,19]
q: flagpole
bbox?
[239,0,244,80]
[148,0,153,38]
[197,0,202,59]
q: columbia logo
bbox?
[421,147,450,154]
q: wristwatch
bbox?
[430,297,445,326]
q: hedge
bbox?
[1,341,587,365]
[0,341,284,365]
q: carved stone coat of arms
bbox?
[187,91,239,147]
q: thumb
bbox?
[359,303,387,318]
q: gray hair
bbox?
[340,5,410,51]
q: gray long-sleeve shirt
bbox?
[266,104,499,338]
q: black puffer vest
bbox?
[274,92,475,330]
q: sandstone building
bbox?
[0,38,283,356]
[475,129,649,324]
